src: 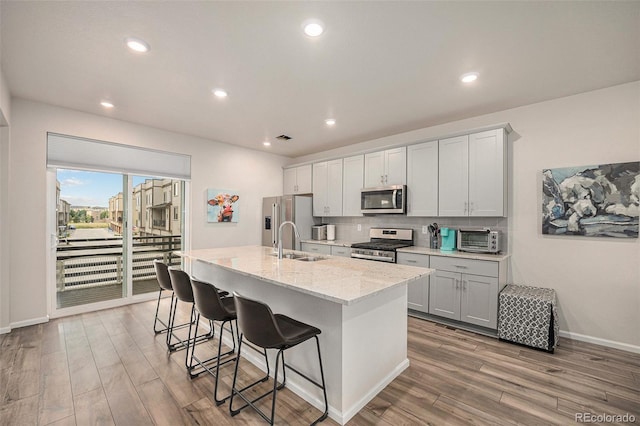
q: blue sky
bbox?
[57,169,148,207]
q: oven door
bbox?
[361,185,406,214]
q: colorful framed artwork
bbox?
[542,161,639,238]
[207,189,240,223]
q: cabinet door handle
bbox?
[464,201,468,214]
[463,280,467,290]
[469,202,474,214]
[455,279,459,289]
[454,265,467,269]
[407,259,417,263]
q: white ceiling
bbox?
[1,1,639,157]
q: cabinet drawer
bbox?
[330,246,351,257]
[430,256,498,277]
[300,243,331,255]
[397,252,430,268]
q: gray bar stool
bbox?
[230,292,328,425]
[167,267,216,369]
[189,279,239,404]
[152,260,193,351]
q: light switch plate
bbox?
[422,225,428,234]
[357,224,362,231]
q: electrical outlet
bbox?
[422,225,429,234]
[357,224,362,231]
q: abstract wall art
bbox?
[207,189,240,223]
[542,161,639,238]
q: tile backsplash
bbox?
[318,215,509,252]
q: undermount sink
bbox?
[295,256,326,262]
[271,253,306,260]
[271,253,326,262]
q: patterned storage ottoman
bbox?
[498,284,559,353]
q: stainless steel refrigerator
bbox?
[262,195,316,251]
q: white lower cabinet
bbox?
[300,242,331,255]
[397,252,429,313]
[429,256,501,329]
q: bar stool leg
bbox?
[153,289,165,334]
[166,296,179,350]
[229,335,273,418]
[312,335,329,425]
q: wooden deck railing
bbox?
[56,235,181,291]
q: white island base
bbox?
[182,247,430,425]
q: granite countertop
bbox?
[301,240,510,262]
[177,245,432,306]
[397,246,511,262]
[300,239,353,247]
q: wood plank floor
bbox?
[1,297,639,425]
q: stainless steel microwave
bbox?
[361,185,406,214]
[457,228,501,253]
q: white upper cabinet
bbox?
[407,140,438,216]
[342,155,364,216]
[468,129,506,217]
[283,168,297,194]
[364,147,406,187]
[283,164,312,194]
[438,128,506,217]
[438,135,469,216]
[312,159,343,216]
[364,151,385,187]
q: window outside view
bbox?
[55,169,183,309]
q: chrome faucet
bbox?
[278,221,301,259]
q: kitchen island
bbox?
[178,245,433,425]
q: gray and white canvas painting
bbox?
[542,161,639,238]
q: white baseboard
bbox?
[338,359,410,424]
[0,326,11,334]
[559,330,640,354]
[10,316,49,330]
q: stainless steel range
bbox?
[350,228,413,263]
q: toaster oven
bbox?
[457,228,501,253]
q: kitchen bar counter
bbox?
[178,245,432,425]
[178,245,430,305]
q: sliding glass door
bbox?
[54,169,128,309]
[53,170,184,313]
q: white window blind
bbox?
[47,133,191,180]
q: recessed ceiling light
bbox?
[100,101,114,108]
[460,72,479,83]
[213,89,228,98]
[325,118,336,126]
[125,37,150,53]
[263,141,271,147]
[302,19,324,37]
